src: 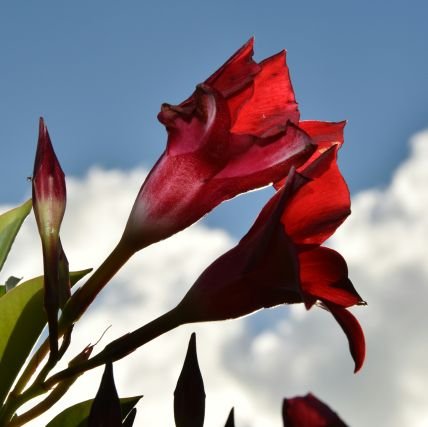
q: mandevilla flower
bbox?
[122,39,315,250]
[32,118,68,355]
[176,129,366,372]
[282,393,348,427]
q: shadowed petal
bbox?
[299,247,363,308]
[283,393,348,427]
[322,302,366,373]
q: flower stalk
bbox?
[44,307,183,389]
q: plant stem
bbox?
[7,375,77,427]
[45,307,183,389]
[61,237,134,326]
[11,341,48,398]
[0,383,46,426]
[4,238,135,418]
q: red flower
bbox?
[283,393,348,427]
[176,127,365,372]
[122,39,314,250]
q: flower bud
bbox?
[32,117,67,356]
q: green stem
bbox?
[11,340,50,397]
[45,307,183,389]
[7,356,84,427]
[4,238,135,419]
[0,383,46,426]
[61,238,134,326]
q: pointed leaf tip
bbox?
[174,333,205,427]
[88,362,122,427]
[224,408,235,427]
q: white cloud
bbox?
[2,129,428,426]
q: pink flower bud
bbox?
[33,118,66,243]
[32,117,67,356]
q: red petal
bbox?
[295,121,346,172]
[226,82,254,127]
[177,176,302,322]
[281,146,350,246]
[299,247,363,307]
[178,220,301,321]
[205,38,260,98]
[231,51,299,136]
[163,86,231,159]
[322,302,366,373]
[213,123,313,187]
[283,393,348,427]
[299,120,345,148]
[275,121,346,189]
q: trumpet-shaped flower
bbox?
[122,39,314,250]
[176,131,365,372]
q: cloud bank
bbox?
[2,129,428,426]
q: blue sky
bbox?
[2,3,428,425]
[1,0,428,237]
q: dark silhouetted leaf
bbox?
[122,408,137,427]
[174,333,205,427]
[46,396,141,427]
[224,408,235,427]
[88,362,121,426]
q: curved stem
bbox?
[61,238,134,326]
[11,339,50,397]
[9,239,134,398]
[45,307,183,389]
[3,238,135,422]
[8,374,77,427]
[0,383,46,426]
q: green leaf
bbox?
[0,269,92,405]
[46,396,142,427]
[0,199,32,273]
